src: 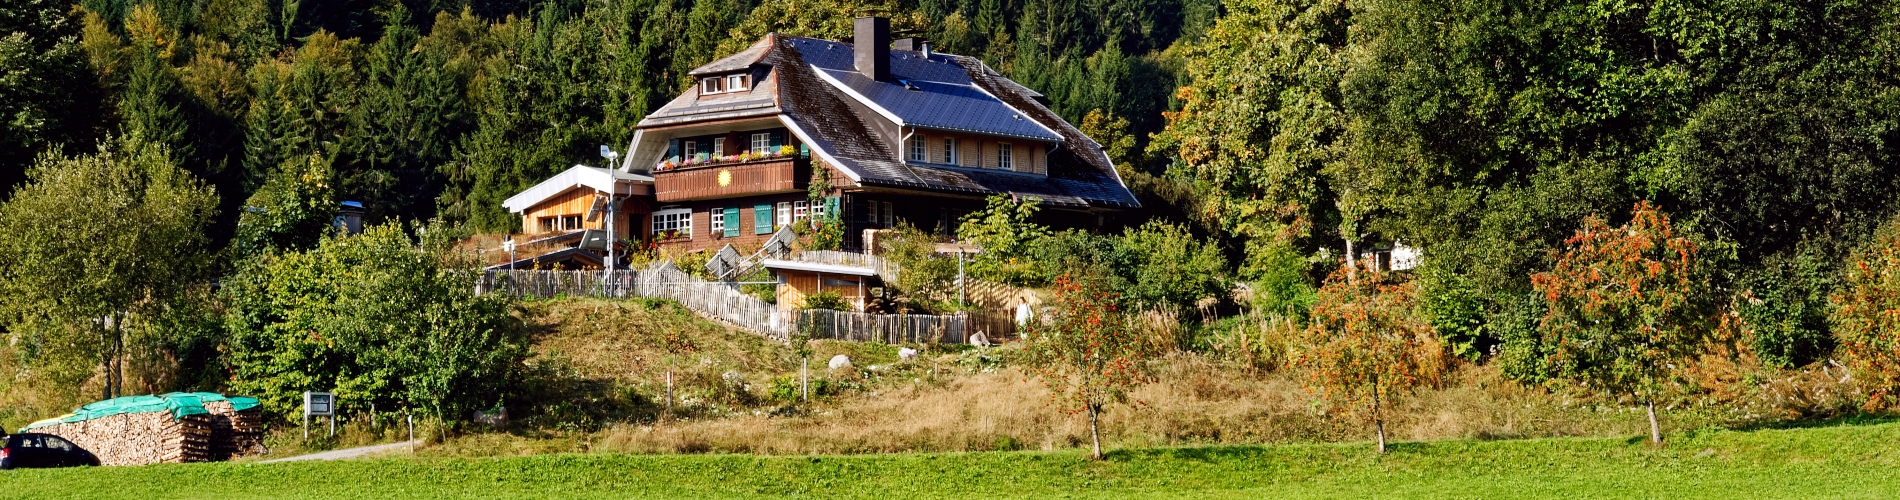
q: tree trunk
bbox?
[1645,398,1662,444]
[1373,379,1386,454]
[1345,237,1358,283]
[1087,403,1103,460]
[665,370,674,419]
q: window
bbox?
[652,209,692,238]
[713,138,725,156]
[751,132,772,153]
[793,201,809,222]
[777,202,793,227]
[908,135,927,162]
[882,201,894,227]
[683,140,698,157]
[867,201,881,228]
[998,142,1013,170]
[942,137,959,165]
[701,77,725,94]
[538,217,557,233]
[562,215,582,230]
[709,209,726,235]
[727,74,748,91]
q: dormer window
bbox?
[701,74,749,95]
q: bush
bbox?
[1242,240,1317,318]
[1831,217,1900,410]
[1739,246,1835,368]
[223,222,530,420]
[800,291,848,311]
[880,223,956,298]
[1419,269,1489,362]
[1114,221,1230,310]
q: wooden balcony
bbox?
[655,158,808,202]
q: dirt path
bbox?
[257,440,420,463]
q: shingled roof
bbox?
[637,34,1138,210]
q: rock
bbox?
[828,355,852,370]
[969,330,991,347]
[898,347,919,361]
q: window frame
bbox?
[881,201,894,227]
[908,135,927,162]
[727,74,748,91]
[793,201,809,223]
[867,200,881,228]
[750,132,771,153]
[712,138,725,157]
[709,208,726,235]
[652,208,693,238]
[683,140,698,158]
[777,202,793,227]
[998,142,1013,170]
[942,137,959,165]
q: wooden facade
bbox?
[520,186,640,237]
[776,270,872,311]
[903,130,1047,174]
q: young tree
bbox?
[1290,266,1443,453]
[1021,273,1153,460]
[1831,217,1900,410]
[0,135,218,400]
[1530,201,1714,444]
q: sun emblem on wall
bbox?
[717,169,732,187]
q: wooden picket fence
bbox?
[474,261,1017,342]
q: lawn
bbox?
[4,420,1897,499]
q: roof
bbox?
[760,259,880,276]
[795,38,1062,142]
[632,34,1138,210]
[502,165,654,213]
[690,35,775,76]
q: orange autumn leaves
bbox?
[1291,267,1445,427]
[1832,219,1900,410]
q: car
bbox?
[0,433,100,469]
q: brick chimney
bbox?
[854,16,891,81]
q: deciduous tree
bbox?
[1290,265,1443,453]
[1021,273,1153,460]
[1830,217,1900,411]
[1530,201,1714,444]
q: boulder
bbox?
[828,355,852,370]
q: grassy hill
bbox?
[4,419,1897,499]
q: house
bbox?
[615,16,1140,253]
[496,165,654,269]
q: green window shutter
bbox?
[824,196,840,219]
[724,207,740,237]
[754,204,772,234]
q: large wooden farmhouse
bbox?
[503,16,1137,265]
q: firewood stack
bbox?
[203,400,268,460]
[31,412,215,466]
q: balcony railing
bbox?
[653,146,806,172]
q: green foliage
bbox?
[223,223,529,419]
[799,290,848,311]
[1738,245,1835,369]
[880,223,956,299]
[807,212,844,251]
[1830,216,1900,410]
[1114,221,1228,310]
[0,0,103,193]
[0,135,219,399]
[1291,266,1444,452]
[234,152,337,255]
[1242,240,1317,319]
[958,195,1050,285]
[1492,293,1554,385]
[1418,269,1487,362]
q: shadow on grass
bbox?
[1723,413,1896,433]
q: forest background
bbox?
[3,0,1900,432]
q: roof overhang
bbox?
[502,165,654,214]
[760,259,879,276]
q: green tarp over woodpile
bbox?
[19,392,262,432]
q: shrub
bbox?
[1739,246,1834,369]
[1831,217,1900,410]
[959,195,1050,285]
[1115,221,1230,310]
[800,291,849,311]
[223,222,530,420]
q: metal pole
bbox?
[408,414,414,452]
[957,250,966,307]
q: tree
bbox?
[1530,201,1714,444]
[1830,217,1900,411]
[0,135,219,400]
[1290,265,1443,453]
[957,194,1049,285]
[224,222,528,420]
[1113,220,1228,311]
[1021,273,1153,460]
[233,152,337,255]
[0,0,103,196]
